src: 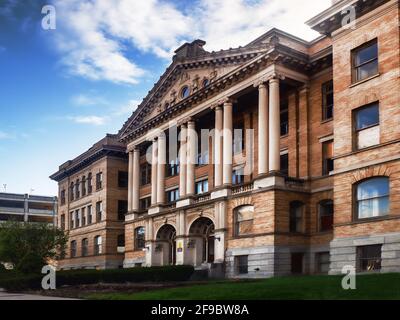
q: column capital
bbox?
[267,72,285,83]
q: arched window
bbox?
[290,201,304,233]
[134,227,145,251]
[234,205,254,236]
[319,200,334,232]
[82,238,88,257]
[70,240,77,258]
[180,86,190,99]
[356,177,389,219]
[94,236,102,255]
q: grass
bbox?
[85,273,400,300]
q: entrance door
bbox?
[291,253,304,274]
[207,236,215,263]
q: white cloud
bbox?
[0,131,12,140]
[71,93,108,107]
[52,0,332,85]
[68,115,107,126]
[112,99,141,117]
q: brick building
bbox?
[50,134,128,270]
[53,0,400,276]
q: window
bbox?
[117,234,125,253]
[167,158,180,177]
[196,179,209,195]
[94,236,102,255]
[356,177,389,219]
[316,252,330,274]
[291,253,304,274]
[357,245,382,272]
[280,153,289,177]
[60,214,65,230]
[232,167,244,185]
[197,129,209,165]
[96,201,103,222]
[118,200,128,221]
[289,201,304,233]
[60,190,66,205]
[354,103,380,149]
[96,172,103,190]
[322,80,334,120]
[140,164,151,186]
[280,99,289,136]
[235,256,248,275]
[234,205,254,237]
[319,200,334,232]
[70,212,74,229]
[75,210,80,228]
[139,197,151,211]
[352,40,378,83]
[202,78,210,87]
[87,205,92,224]
[135,227,146,251]
[118,171,128,188]
[233,121,245,155]
[75,179,80,199]
[69,183,74,201]
[87,173,93,194]
[81,207,86,226]
[70,241,77,258]
[82,238,89,257]
[181,86,190,99]
[167,188,179,203]
[81,176,87,196]
[322,140,334,175]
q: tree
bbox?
[0,221,68,274]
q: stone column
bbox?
[258,82,269,175]
[132,148,140,212]
[214,105,223,188]
[269,77,281,172]
[151,139,158,206]
[186,120,196,196]
[157,134,166,205]
[223,100,233,186]
[179,123,187,198]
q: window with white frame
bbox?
[354,103,380,150]
[356,177,389,219]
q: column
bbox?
[179,123,187,198]
[269,77,281,172]
[258,83,269,175]
[214,106,223,188]
[151,139,158,206]
[132,148,140,211]
[157,134,166,204]
[127,151,133,212]
[222,100,233,185]
[186,120,196,196]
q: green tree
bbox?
[0,221,68,274]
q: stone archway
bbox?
[189,217,215,266]
[156,224,177,266]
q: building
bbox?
[0,192,57,224]
[50,134,128,270]
[54,0,400,277]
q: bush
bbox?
[0,265,195,291]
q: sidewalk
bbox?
[0,290,78,300]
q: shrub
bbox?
[0,265,195,291]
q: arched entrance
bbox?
[189,217,215,266]
[156,224,177,265]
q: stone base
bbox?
[253,175,285,190]
[211,188,231,200]
[123,258,146,268]
[176,198,193,208]
[148,206,163,215]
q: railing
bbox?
[232,183,254,195]
[193,193,211,204]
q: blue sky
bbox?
[0,0,331,196]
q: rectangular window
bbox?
[352,39,378,83]
[195,179,209,195]
[118,200,128,221]
[166,188,179,203]
[197,130,210,166]
[354,103,380,150]
[235,256,248,275]
[75,210,80,228]
[167,158,180,177]
[60,214,65,230]
[140,164,151,186]
[280,153,289,177]
[316,252,330,274]
[87,173,93,194]
[81,207,86,226]
[357,245,382,272]
[87,205,92,224]
[70,212,74,229]
[69,184,74,201]
[96,201,103,222]
[81,177,87,197]
[70,241,77,258]
[75,180,80,199]
[94,236,102,255]
[233,121,245,155]
[139,197,151,211]
[280,99,289,136]
[232,167,244,186]
[322,80,334,120]
[60,190,66,205]
[322,140,334,176]
[96,172,103,190]
[82,239,89,257]
[118,171,129,188]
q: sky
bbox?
[0,0,331,196]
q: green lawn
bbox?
[86,273,400,300]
